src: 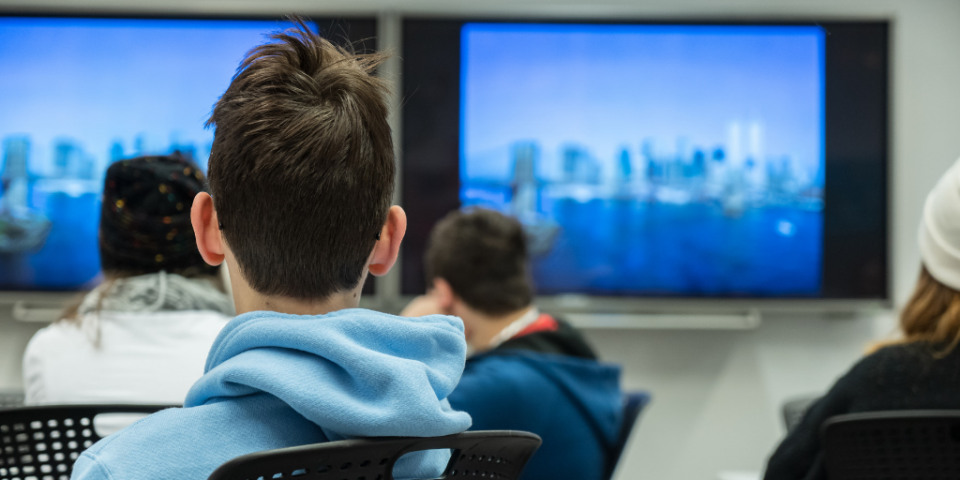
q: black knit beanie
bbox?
[99,153,217,276]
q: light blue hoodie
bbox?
[70,309,473,480]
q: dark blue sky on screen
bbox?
[0,17,289,173]
[461,23,825,183]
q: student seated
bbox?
[764,156,960,480]
[22,153,233,405]
[70,20,470,480]
[401,208,623,480]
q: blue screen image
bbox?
[460,23,826,296]
[0,17,293,290]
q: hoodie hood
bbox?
[493,317,621,446]
[449,333,622,480]
[185,308,473,438]
[491,350,622,447]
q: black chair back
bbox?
[604,391,651,480]
[208,430,542,480]
[822,410,960,480]
[0,404,174,480]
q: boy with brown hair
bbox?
[402,208,622,480]
[71,19,470,480]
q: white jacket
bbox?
[23,309,230,405]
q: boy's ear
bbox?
[191,192,225,266]
[432,277,456,311]
[368,206,407,277]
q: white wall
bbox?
[586,311,898,479]
[0,307,44,390]
[1,0,959,479]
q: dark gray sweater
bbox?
[764,342,960,480]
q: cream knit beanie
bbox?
[919,156,960,290]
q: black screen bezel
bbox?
[400,18,890,301]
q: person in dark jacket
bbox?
[402,208,623,480]
[764,155,960,480]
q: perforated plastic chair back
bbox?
[603,391,651,480]
[0,404,174,480]
[207,430,542,480]
[822,410,960,480]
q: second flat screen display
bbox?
[458,24,826,296]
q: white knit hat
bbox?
[919,156,960,290]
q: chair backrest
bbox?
[208,430,542,480]
[0,404,174,480]
[822,410,960,480]
[604,391,651,480]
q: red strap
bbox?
[514,313,559,339]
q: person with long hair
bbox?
[764,157,960,479]
[22,153,233,405]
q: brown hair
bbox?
[873,266,960,356]
[206,17,394,300]
[425,208,533,316]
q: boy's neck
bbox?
[222,253,367,316]
[229,269,365,316]
[236,292,361,316]
[460,304,536,353]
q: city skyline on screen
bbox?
[0,17,293,289]
[460,23,827,296]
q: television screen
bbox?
[462,24,825,296]
[402,20,888,299]
[0,15,376,291]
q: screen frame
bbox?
[0,11,379,298]
[400,17,892,308]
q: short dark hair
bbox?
[425,208,533,316]
[206,18,394,300]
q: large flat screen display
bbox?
[402,20,889,299]
[462,24,825,296]
[0,15,375,291]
